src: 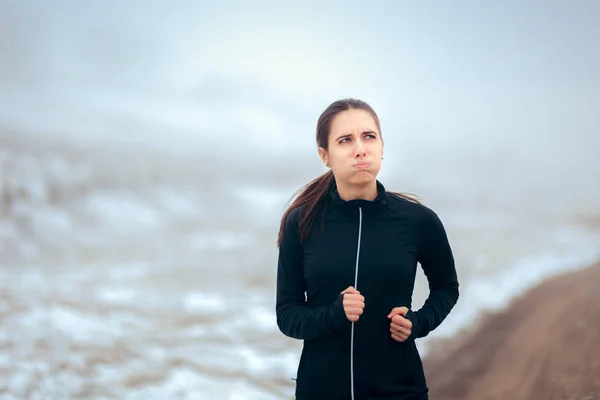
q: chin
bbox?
[348,171,377,185]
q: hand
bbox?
[387,306,412,342]
[341,286,365,322]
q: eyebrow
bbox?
[335,131,378,141]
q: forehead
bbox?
[330,109,379,134]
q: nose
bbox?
[355,140,366,158]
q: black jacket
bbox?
[276,181,459,400]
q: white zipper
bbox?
[350,206,363,400]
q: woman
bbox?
[275,98,459,400]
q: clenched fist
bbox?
[387,306,413,342]
[340,286,365,322]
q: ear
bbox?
[318,147,329,166]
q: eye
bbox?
[338,137,351,144]
[366,134,377,139]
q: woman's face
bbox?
[319,108,383,187]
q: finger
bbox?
[389,323,410,333]
[344,297,365,307]
[347,314,359,322]
[392,315,412,328]
[390,323,411,336]
[391,332,408,342]
[390,327,412,337]
[341,286,360,295]
[387,306,409,318]
[346,307,364,316]
[344,294,365,303]
[344,303,365,311]
[391,326,411,340]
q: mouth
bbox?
[354,162,371,169]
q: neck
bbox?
[335,180,378,201]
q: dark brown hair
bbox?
[277,98,419,247]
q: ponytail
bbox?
[277,170,334,247]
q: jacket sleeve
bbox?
[406,206,459,339]
[275,208,349,341]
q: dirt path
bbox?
[423,262,600,400]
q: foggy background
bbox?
[1,1,599,399]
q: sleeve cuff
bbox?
[329,293,350,331]
[405,309,420,339]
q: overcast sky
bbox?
[1,0,599,192]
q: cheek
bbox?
[327,148,346,164]
[369,142,383,157]
[371,146,384,168]
[372,159,382,172]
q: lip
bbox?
[354,162,371,169]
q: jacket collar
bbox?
[328,179,389,219]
